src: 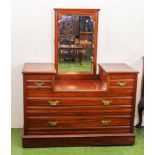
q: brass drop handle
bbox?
[101,100,112,106]
[117,81,127,87]
[35,82,44,87]
[101,120,111,126]
[48,121,58,127]
[49,100,60,106]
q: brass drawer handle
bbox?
[101,120,111,126]
[101,100,112,106]
[117,81,127,87]
[35,82,44,87]
[48,121,58,127]
[49,100,60,106]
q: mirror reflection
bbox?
[58,15,94,73]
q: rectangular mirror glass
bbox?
[58,14,94,74]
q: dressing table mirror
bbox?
[55,9,99,76]
[22,9,138,147]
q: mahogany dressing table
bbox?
[22,9,138,147]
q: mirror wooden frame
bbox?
[54,8,100,79]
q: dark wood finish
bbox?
[22,63,138,147]
[21,8,139,147]
[22,9,138,147]
[54,9,100,76]
[23,133,135,148]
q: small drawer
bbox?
[26,97,133,107]
[24,74,55,91]
[26,80,52,91]
[27,80,52,87]
[109,80,134,94]
[110,80,134,87]
[27,116,131,129]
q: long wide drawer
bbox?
[27,116,131,129]
[26,97,133,107]
[26,106,132,116]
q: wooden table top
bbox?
[22,63,56,74]
[99,63,138,73]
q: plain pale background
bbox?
[11,0,144,128]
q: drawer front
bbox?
[27,80,52,86]
[26,80,52,91]
[26,106,132,116]
[27,116,131,129]
[24,74,55,91]
[109,74,134,94]
[110,79,134,87]
[26,97,133,107]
